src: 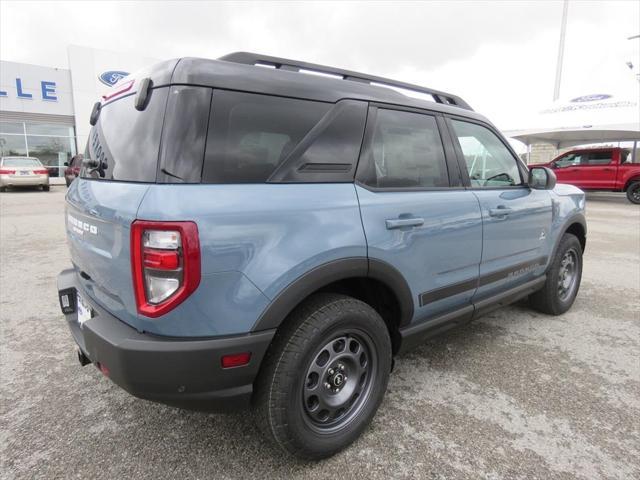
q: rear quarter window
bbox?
[202,91,331,183]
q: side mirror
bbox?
[528,166,557,190]
[64,162,69,166]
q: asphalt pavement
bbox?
[1,187,638,479]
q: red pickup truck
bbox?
[534,147,640,204]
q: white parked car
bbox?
[0,157,50,191]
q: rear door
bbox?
[356,106,482,327]
[578,150,617,189]
[447,117,553,303]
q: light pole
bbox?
[553,0,569,101]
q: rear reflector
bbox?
[221,352,251,369]
[97,362,110,377]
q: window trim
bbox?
[444,114,529,190]
[354,104,457,192]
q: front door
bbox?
[355,107,483,326]
[551,151,584,187]
[447,118,553,302]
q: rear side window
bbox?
[583,152,612,165]
[158,86,212,183]
[202,91,330,183]
[82,87,169,182]
[360,109,449,188]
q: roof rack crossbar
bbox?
[219,52,473,111]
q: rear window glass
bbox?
[82,87,169,182]
[584,152,612,165]
[202,91,331,183]
[157,86,212,183]
[2,158,41,167]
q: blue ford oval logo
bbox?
[570,94,612,103]
[99,70,130,87]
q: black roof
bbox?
[140,52,490,123]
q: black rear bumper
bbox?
[57,268,275,411]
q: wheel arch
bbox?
[250,257,414,353]
[623,176,640,191]
[555,213,587,260]
[564,221,586,252]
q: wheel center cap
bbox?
[332,373,344,387]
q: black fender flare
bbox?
[548,213,587,271]
[250,257,414,332]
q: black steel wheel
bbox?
[530,233,583,315]
[302,331,376,433]
[254,293,392,459]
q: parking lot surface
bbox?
[1,188,639,479]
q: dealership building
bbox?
[0,45,158,182]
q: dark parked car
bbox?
[64,154,83,187]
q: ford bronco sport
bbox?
[57,52,586,459]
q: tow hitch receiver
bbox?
[77,349,91,367]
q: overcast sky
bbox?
[1,0,638,129]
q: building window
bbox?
[0,121,77,177]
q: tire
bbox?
[42,185,50,191]
[253,293,392,459]
[65,178,71,187]
[0,186,6,193]
[530,233,582,315]
[626,181,640,204]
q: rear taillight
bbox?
[0,169,15,174]
[33,169,49,174]
[131,220,200,317]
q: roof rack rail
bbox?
[219,52,473,111]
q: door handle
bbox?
[602,168,614,172]
[385,217,425,229]
[489,206,513,217]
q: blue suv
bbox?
[57,53,586,459]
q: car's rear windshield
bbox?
[82,88,169,182]
[2,158,41,167]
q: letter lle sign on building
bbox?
[0,61,74,116]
